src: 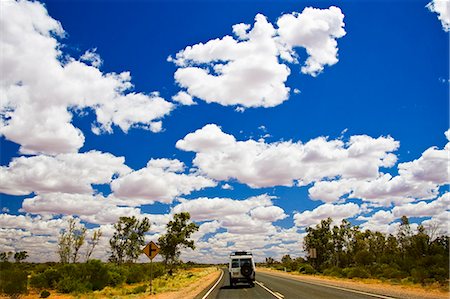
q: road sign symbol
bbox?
[143,241,160,260]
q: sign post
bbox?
[143,241,160,295]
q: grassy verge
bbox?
[9,267,218,299]
[99,267,217,297]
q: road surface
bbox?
[197,269,394,299]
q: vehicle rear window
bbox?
[231,259,239,268]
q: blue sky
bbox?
[0,0,448,263]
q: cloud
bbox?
[392,193,450,218]
[0,0,174,155]
[172,14,290,108]
[427,0,450,31]
[171,7,345,108]
[191,220,221,242]
[308,132,449,206]
[221,183,234,190]
[0,213,66,236]
[357,210,400,235]
[172,194,288,235]
[22,193,110,217]
[293,203,361,228]
[20,192,145,225]
[421,211,450,236]
[172,91,197,106]
[80,48,103,68]
[176,124,399,188]
[111,158,217,204]
[0,151,130,196]
[250,206,287,222]
[172,194,276,221]
[276,6,346,76]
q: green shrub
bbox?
[30,268,61,289]
[0,268,28,297]
[411,267,429,284]
[30,273,48,289]
[323,266,343,277]
[428,266,448,284]
[354,251,374,266]
[377,264,404,279]
[81,260,110,291]
[107,265,127,287]
[56,277,89,294]
[125,264,146,284]
[130,284,147,294]
[343,267,370,279]
[40,290,51,298]
[423,278,437,285]
[298,263,315,274]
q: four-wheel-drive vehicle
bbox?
[228,251,256,287]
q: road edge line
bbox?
[298,281,396,299]
[261,271,396,299]
[255,281,284,299]
[201,268,224,299]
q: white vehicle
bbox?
[228,251,256,287]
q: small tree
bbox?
[85,229,102,261]
[13,251,28,263]
[265,257,275,266]
[304,217,333,270]
[0,252,13,262]
[58,218,87,263]
[158,212,199,275]
[109,216,150,264]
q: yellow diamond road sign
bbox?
[143,241,160,260]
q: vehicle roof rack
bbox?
[230,251,252,256]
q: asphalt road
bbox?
[201,269,394,299]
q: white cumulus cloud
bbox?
[111,158,216,204]
[171,7,345,108]
[176,124,399,188]
[294,202,361,228]
[308,131,450,206]
[0,0,174,155]
[427,0,450,31]
[0,151,130,196]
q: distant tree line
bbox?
[266,216,449,286]
[0,251,28,263]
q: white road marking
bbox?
[201,269,224,299]
[296,280,397,299]
[255,281,284,299]
[261,272,396,299]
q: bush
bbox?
[81,260,110,291]
[107,265,127,287]
[411,268,429,284]
[125,264,145,284]
[0,268,28,297]
[30,268,61,289]
[343,267,370,279]
[40,290,51,298]
[323,266,343,277]
[381,265,407,279]
[298,263,315,274]
[130,284,147,294]
[56,277,89,294]
[354,251,374,266]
